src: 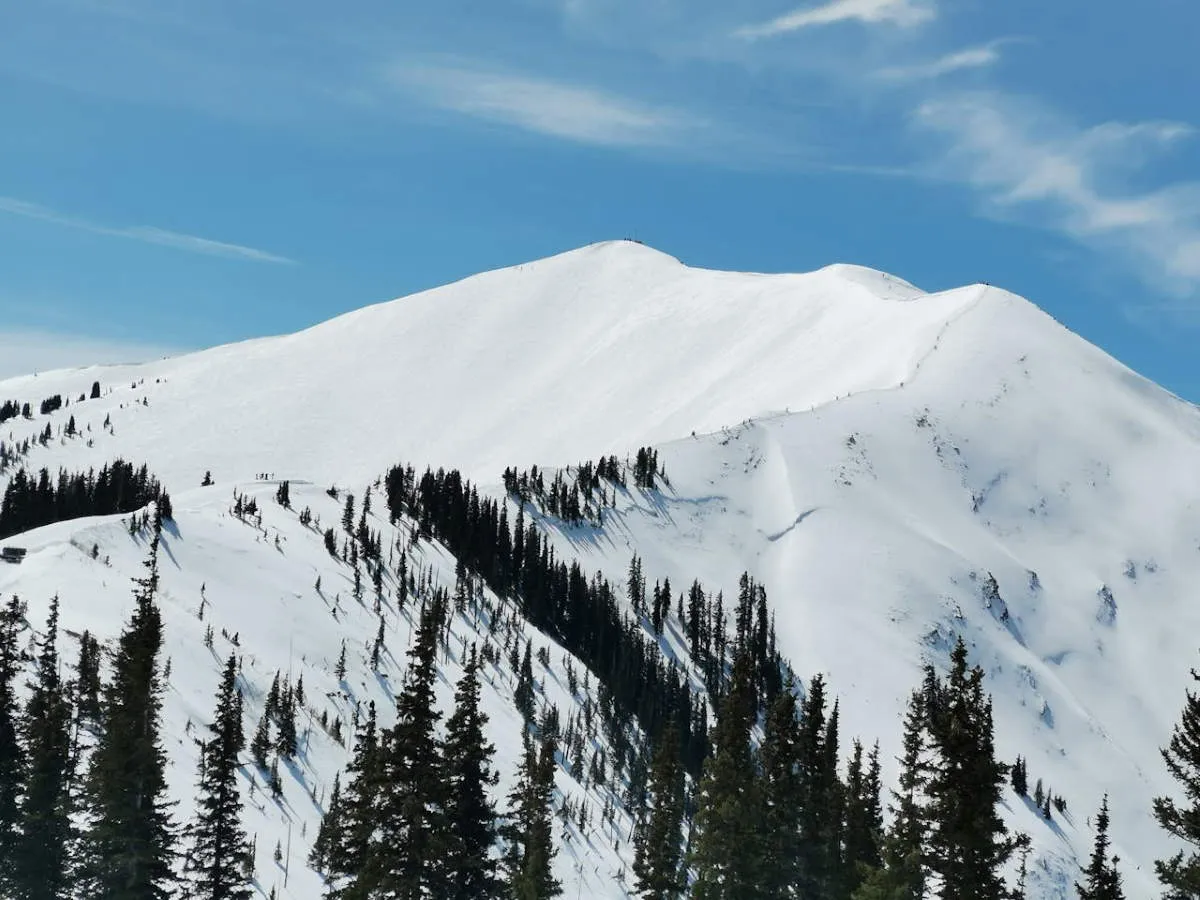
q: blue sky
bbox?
[2,0,1198,396]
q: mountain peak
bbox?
[0,243,1195,898]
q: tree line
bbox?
[0,459,171,539]
[10,447,1200,900]
[385,461,712,776]
[310,592,561,900]
[0,522,192,900]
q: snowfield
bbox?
[2,240,1198,897]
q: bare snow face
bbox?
[527,284,1200,898]
[0,241,1197,898]
[0,240,974,490]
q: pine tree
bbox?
[0,593,26,895]
[515,640,536,724]
[441,646,502,900]
[268,756,282,798]
[275,682,297,759]
[324,702,379,897]
[842,739,885,898]
[334,641,347,682]
[632,723,686,900]
[504,732,561,900]
[627,555,646,620]
[690,650,762,899]
[15,596,76,900]
[1077,795,1124,900]
[1011,756,1028,797]
[796,674,844,899]
[371,617,385,670]
[1155,661,1200,898]
[757,679,802,899]
[854,690,928,900]
[250,708,271,770]
[309,772,341,874]
[265,672,281,721]
[924,639,1013,900]
[367,597,447,898]
[77,532,178,900]
[75,630,103,726]
[186,653,252,900]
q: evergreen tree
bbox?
[686,580,705,660]
[15,596,75,900]
[309,773,341,874]
[0,593,26,895]
[632,724,686,900]
[334,641,347,682]
[75,630,103,726]
[366,598,447,898]
[627,555,645,620]
[274,682,297,759]
[796,674,844,899]
[924,639,1013,900]
[186,654,252,900]
[690,651,762,899]
[823,701,847,898]
[854,691,928,900]
[1077,795,1124,900]
[77,532,178,900]
[514,640,536,724]
[1155,661,1200,898]
[441,646,502,900]
[504,732,561,900]
[842,739,884,898]
[265,672,281,721]
[1010,756,1028,797]
[324,702,380,898]
[752,678,802,899]
[268,757,282,799]
[371,617,385,670]
[250,708,271,770]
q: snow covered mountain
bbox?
[1,239,1197,897]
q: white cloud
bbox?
[879,42,1004,81]
[916,93,1200,292]
[0,196,294,264]
[735,0,935,39]
[390,64,702,148]
[0,328,179,380]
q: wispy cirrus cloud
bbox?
[735,0,935,39]
[389,63,704,148]
[0,196,294,264]
[916,93,1200,293]
[878,41,1007,81]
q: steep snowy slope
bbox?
[3,482,644,899]
[0,241,1197,897]
[527,284,1200,897]
[0,240,966,488]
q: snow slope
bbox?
[1,240,1197,897]
[0,241,966,488]
[528,283,1200,897]
[6,482,643,898]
